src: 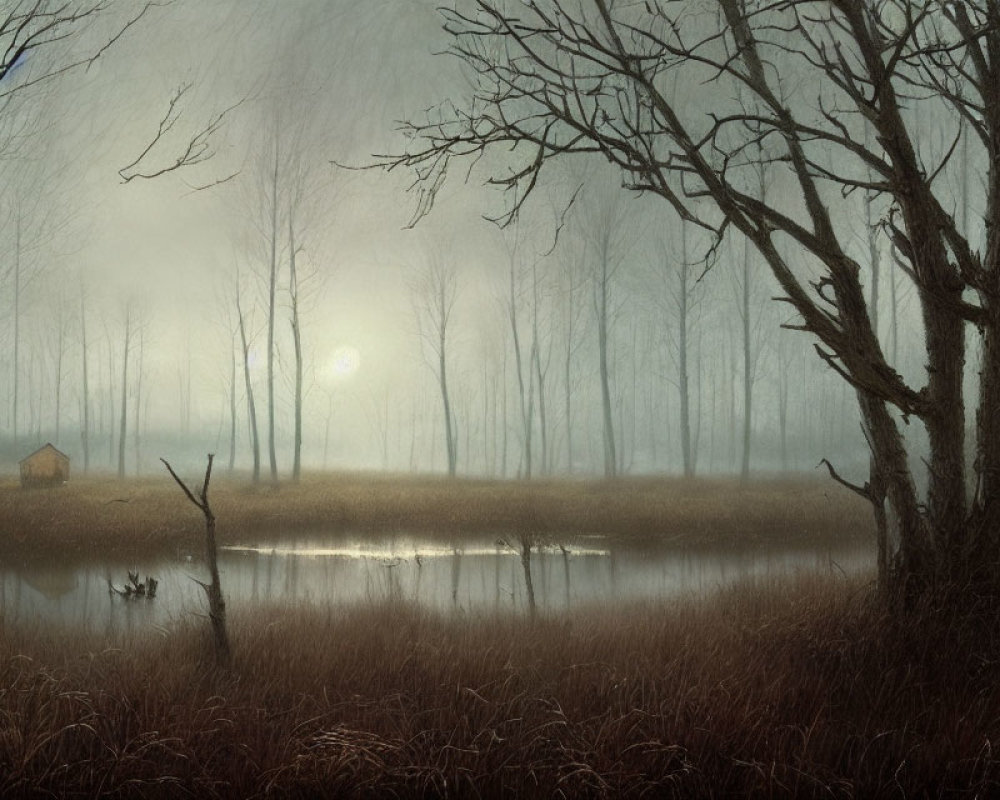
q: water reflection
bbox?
[0,533,873,630]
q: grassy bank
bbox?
[0,575,996,797]
[0,472,872,560]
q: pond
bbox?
[0,532,874,630]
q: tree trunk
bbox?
[439,321,457,477]
[741,235,752,482]
[133,327,143,476]
[203,506,229,664]
[289,216,304,482]
[864,186,890,589]
[117,309,131,480]
[266,136,280,483]
[519,534,536,620]
[777,350,790,472]
[482,363,491,475]
[597,244,617,479]
[564,279,575,474]
[80,292,90,472]
[970,225,1000,565]
[531,262,549,475]
[107,334,115,467]
[54,314,65,446]
[533,333,548,475]
[237,291,260,483]
[678,234,693,478]
[12,215,21,452]
[227,342,237,474]
[323,391,334,471]
[161,455,230,667]
[501,352,508,478]
[507,256,532,478]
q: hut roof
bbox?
[18,443,70,464]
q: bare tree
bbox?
[161,454,230,667]
[381,1,1000,597]
[264,131,282,482]
[730,229,771,482]
[102,322,116,467]
[223,324,238,474]
[476,316,507,476]
[650,223,703,477]
[320,384,336,471]
[411,248,460,477]
[2,2,239,188]
[239,115,331,483]
[364,381,392,471]
[593,214,618,479]
[529,258,555,475]
[48,288,71,446]
[234,269,261,483]
[288,213,304,481]
[676,226,698,477]
[131,315,147,475]
[1,3,152,108]
[11,207,23,450]
[117,303,133,480]
[557,238,588,474]
[499,229,537,478]
[79,285,90,472]
[285,172,327,483]
[772,327,797,473]
[4,203,45,452]
[232,132,286,481]
[579,184,635,478]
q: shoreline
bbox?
[0,472,874,562]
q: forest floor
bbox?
[0,573,997,798]
[0,471,872,561]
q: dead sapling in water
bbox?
[496,532,544,619]
[108,570,159,599]
[161,453,230,666]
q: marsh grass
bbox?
[0,472,871,561]
[0,575,998,797]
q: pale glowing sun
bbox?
[331,345,361,377]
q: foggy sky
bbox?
[0,0,936,479]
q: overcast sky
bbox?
[55,2,476,393]
[0,0,912,478]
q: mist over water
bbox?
[0,534,873,630]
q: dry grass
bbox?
[0,575,997,797]
[0,471,872,561]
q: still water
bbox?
[0,533,873,630]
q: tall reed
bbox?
[0,574,997,797]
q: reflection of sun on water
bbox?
[221,544,611,558]
[331,345,361,378]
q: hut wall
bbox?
[20,448,69,487]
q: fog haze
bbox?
[0,0,930,480]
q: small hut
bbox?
[19,443,70,488]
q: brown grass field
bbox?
[0,575,998,798]
[0,472,873,561]
[5,473,990,797]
